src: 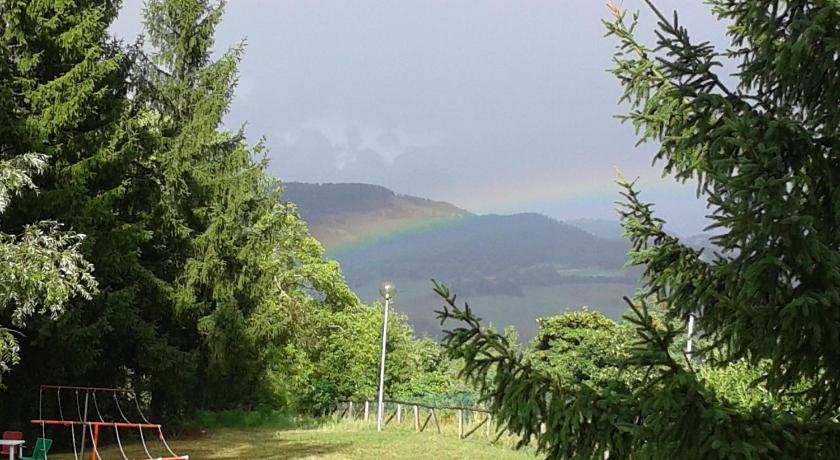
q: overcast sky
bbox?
[113,1,729,235]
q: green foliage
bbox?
[609,0,840,411]
[390,337,475,401]
[184,409,308,431]
[287,305,384,409]
[434,0,840,457]
[0,223,95,325]
[0,0,476,427]
[436,283,840,459]
[288,302,467,411]
[0,0,372,423]
[136,0,364,412]
[530,309,637,387]
[0,0,193,424]
[0,155,96,382]
[699,360,810,415]
[0,0,115,387]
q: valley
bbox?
[283,182,640,340]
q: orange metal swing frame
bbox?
[32,385,189,460]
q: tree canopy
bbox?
[0,0,459,427]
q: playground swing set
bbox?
[14,385,190,460]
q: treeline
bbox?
[0,0,464,426]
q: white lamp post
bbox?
[688,253,710,361]
[376,283,395,432]
[686,313,695,361]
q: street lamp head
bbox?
[379,282,396,301]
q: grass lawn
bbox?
[47,419,538,459]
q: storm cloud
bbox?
[113,0,727,234]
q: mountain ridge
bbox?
[283,182,470,249]
[282,182,639,339]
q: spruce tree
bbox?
[0,152,96,384]
[143,0,359,408]
[435,1,840,458]
[0,0,181,422]
[0,0,362,422]
[0,19,97,381]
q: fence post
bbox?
[486,414,491,439]
[349,401,354,419]
[365,401,370,422]
[396,404,401,424]
[541,422,547,435]
[458,409,464,439]
[414,405,420,431]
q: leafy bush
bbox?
[530,310,638,387]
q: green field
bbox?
[48,419,537,460]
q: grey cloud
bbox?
[113,0,727,235]
[271,128,339,183]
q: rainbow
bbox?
[327,168,690,256]
[328,213,471,255]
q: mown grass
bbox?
[46,413,538,459]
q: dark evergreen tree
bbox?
[0,7,97,382]
[0,0,448,425]
[435,0,840,458]
[0,0,177,424]
[143,0,359,409]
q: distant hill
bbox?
[283,182,470,249]
[336,212,632,289]
[282,182,640,340]
[566,218,624,240]
[683,233,713,250]
[567,219,720,254]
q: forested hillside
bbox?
[336,212,629,283]
[565,218,624,240]
[284,182,638,338]
[283,182,470,248]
